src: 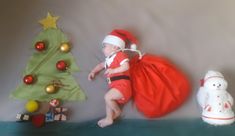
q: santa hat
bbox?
[200,70,224,86]
[102,29,138,50]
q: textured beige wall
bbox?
[1,0,235,122]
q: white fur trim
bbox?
[103,35,125,49]
[120,58,129,65]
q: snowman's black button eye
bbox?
[213,84,216,86]
[219,84,221,86]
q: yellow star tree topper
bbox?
[39,12,59,29]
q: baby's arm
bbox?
[88,62,105,81]
[105,61,129,76]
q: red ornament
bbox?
[35,41,46,51]
[23,75,35,85]
[56,60,68,71]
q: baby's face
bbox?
[102,43,119,57]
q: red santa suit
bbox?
[105,51,132,104]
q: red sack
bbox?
[130,54,191,118]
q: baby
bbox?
[88,29,137,128]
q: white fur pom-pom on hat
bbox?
[102,29,138,50]
[130,43,137,50]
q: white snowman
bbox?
[197,70,234,125]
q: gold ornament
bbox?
[45,84,57,94]
[60,43,70,52]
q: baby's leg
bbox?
[97,88,123,128]
[105,88,123,118]
[97,105,114,128]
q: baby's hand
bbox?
[104,68,115,76]
[88,72,95,81]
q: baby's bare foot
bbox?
[97,118,113,128]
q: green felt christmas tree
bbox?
[10,13,86,102]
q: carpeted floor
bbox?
[1,119,235,136]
